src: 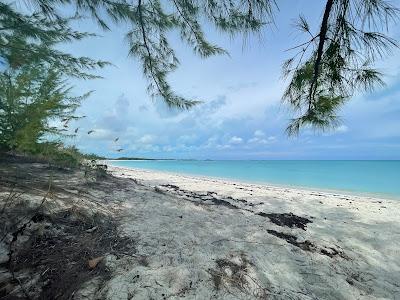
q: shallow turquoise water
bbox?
[109,160,400,198]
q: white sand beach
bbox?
[1,161,400,299]
[104,165,400,300]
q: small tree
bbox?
[0,61,89,153]
[0,11,106,156]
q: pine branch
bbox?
[308,0,335,110]
[137,0,163,99]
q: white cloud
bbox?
[248,137,259,143]
[248,134,276,145]
[137,134,155,144]
[229,136,243,144]
[89,128,113,140]
[321,125,349,137]
[254,130,265,137]
[216,144,232,150]
[178,134,197,144]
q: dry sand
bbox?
[1,159,399,299]
[104,165,400,300]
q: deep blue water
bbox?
[109,160,400,198]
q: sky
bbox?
[59,0,400,159]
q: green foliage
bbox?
[0,3,109,78]
[41,144,82,168]
[44,145,106,168]
[0,8,106,164]
[1,0,276,109]
[1,0,399,136]
[283,0,398,134]
[126,0,274,108]
[0,62,88,153]
[79,153,107,161]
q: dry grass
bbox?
[2,207,136,299]
[0,156,137,299]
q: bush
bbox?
[83,159,108,181]
[16,143,81,168]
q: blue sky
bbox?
[61,0,400,159]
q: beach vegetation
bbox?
[0,0,398,147]
[0,57,96,167]
[0,12,106,166]
[0,62,85,151]
[282,0,399,134]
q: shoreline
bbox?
[107,165,400,221]
[106,164,400,299]
[106,162,397,201]
[2,159,400,299]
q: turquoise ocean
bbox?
[109,160,400,198]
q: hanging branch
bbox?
[283,0,399,135]
[308,0,334,110]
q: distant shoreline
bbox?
[106,160,400,200]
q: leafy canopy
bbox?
[0,3,109,78]
[1,0,276,109]
[1,0,399,134]
[282,0,399,134]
